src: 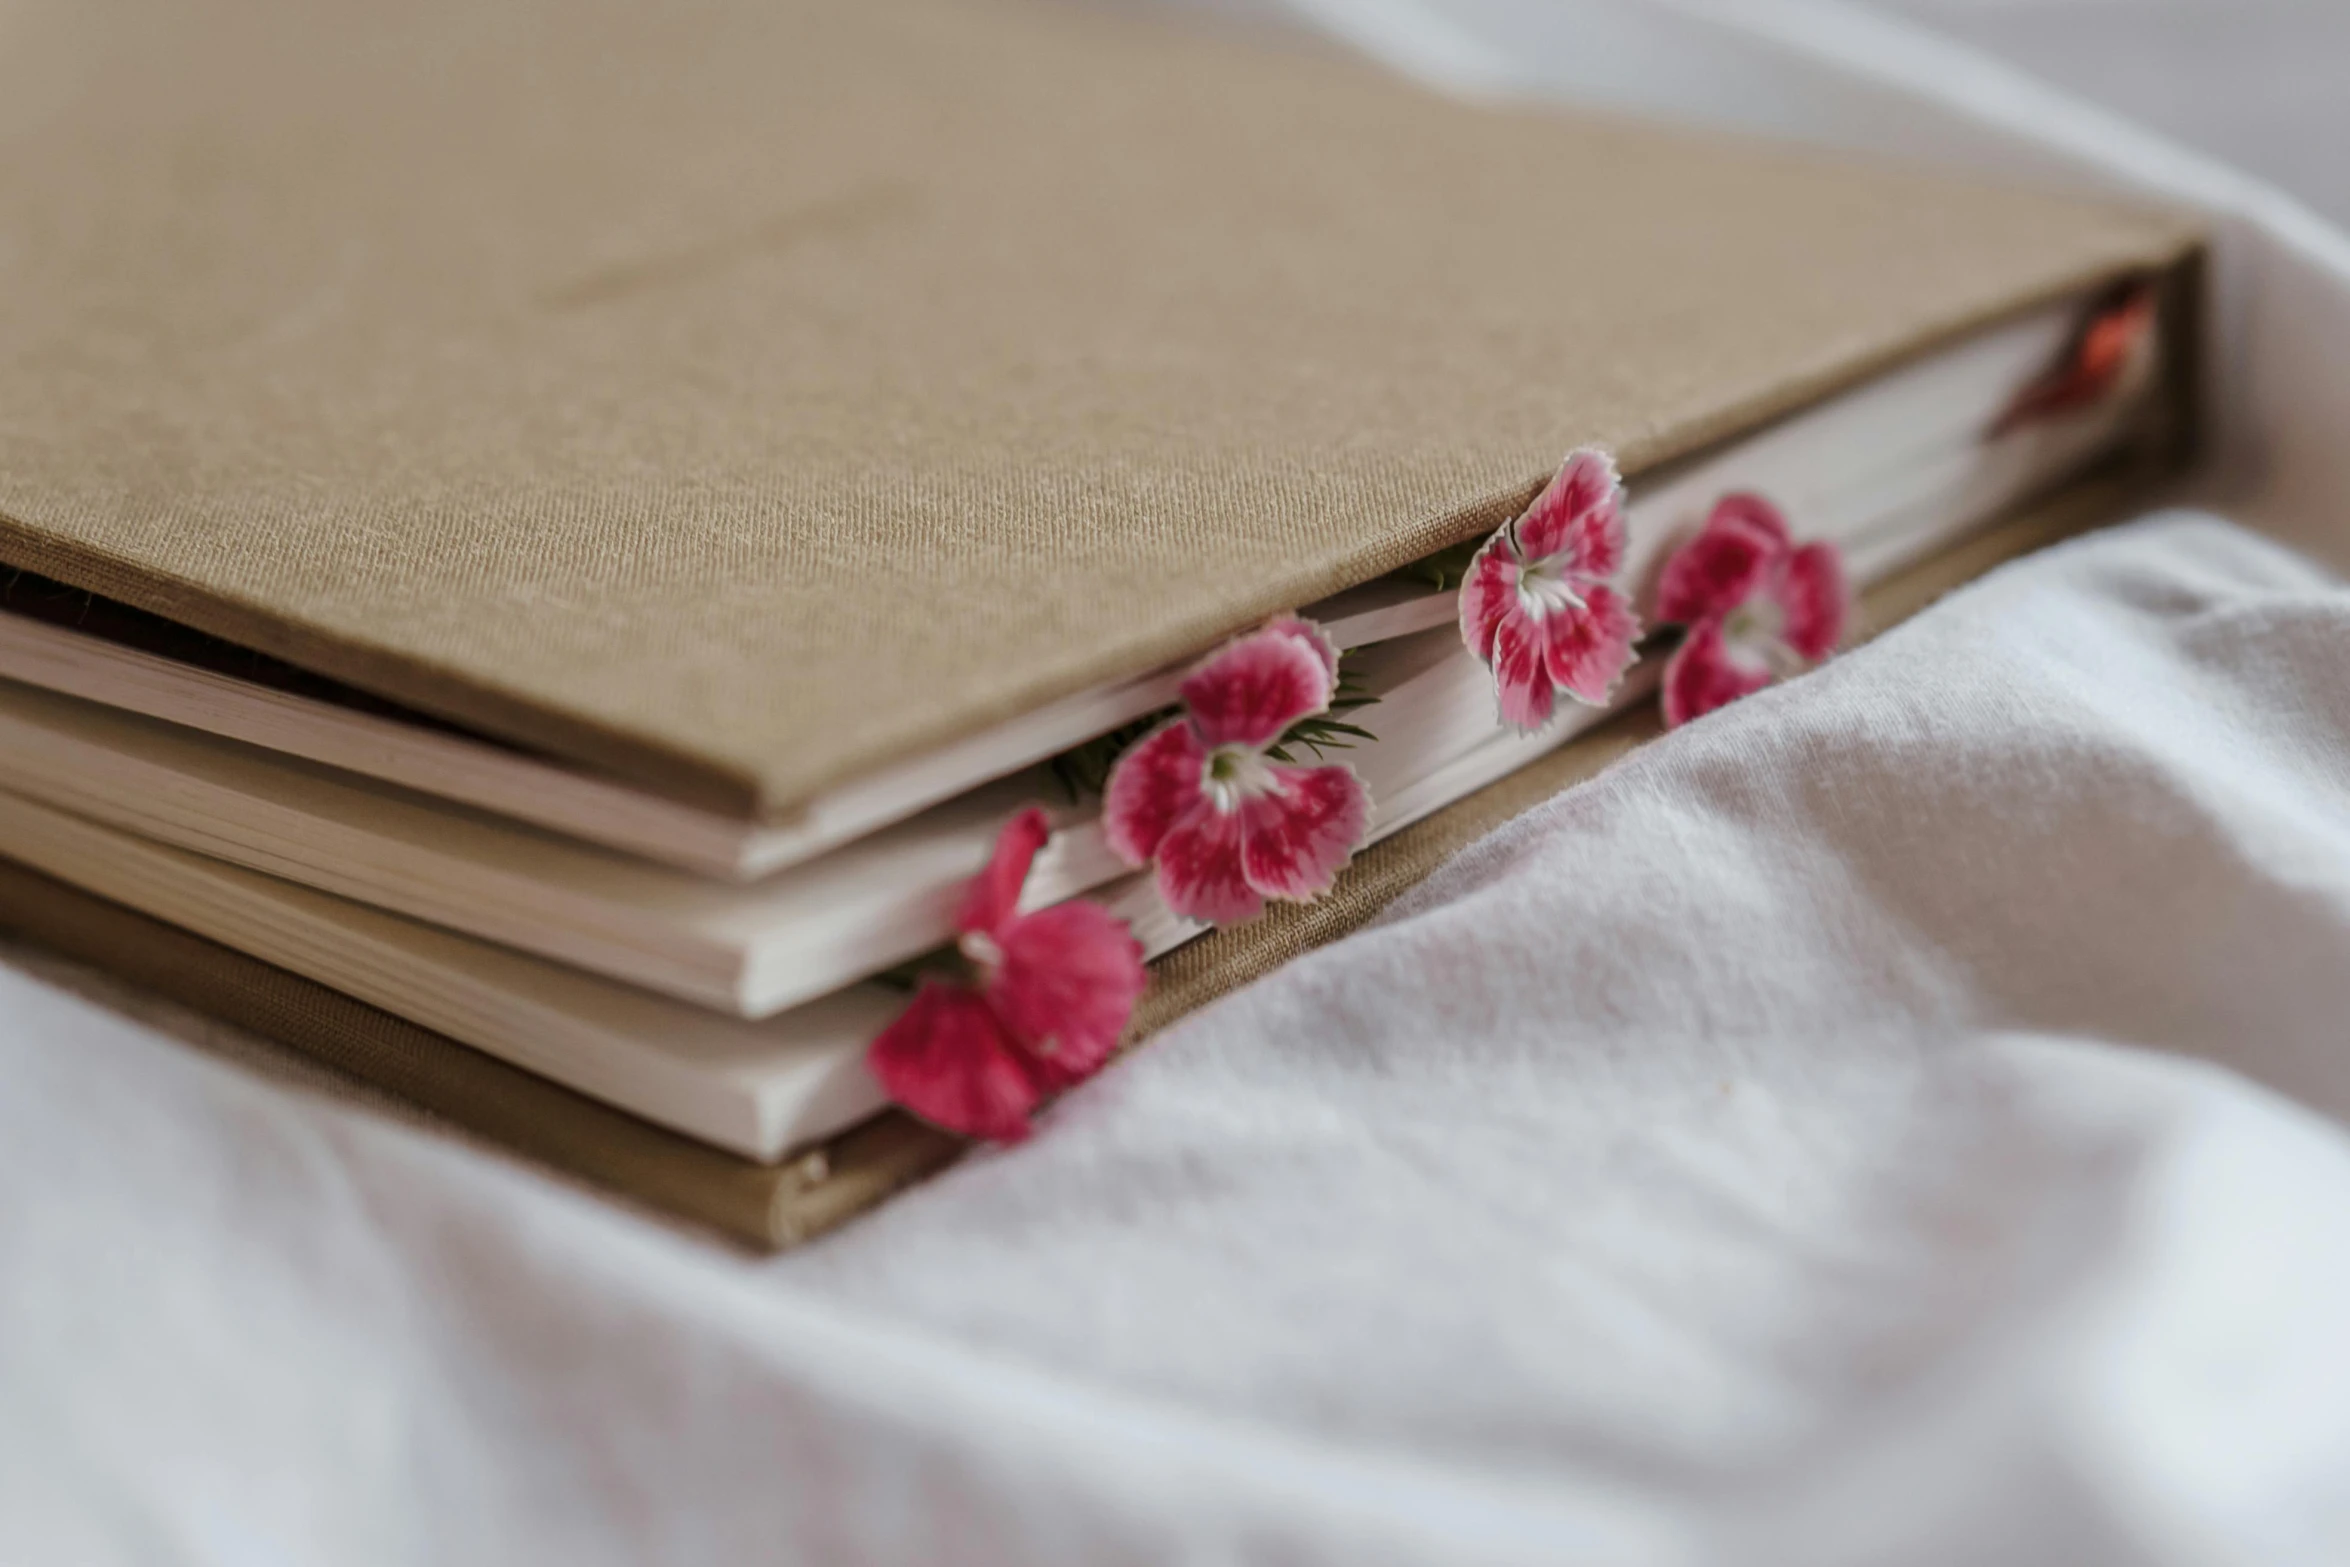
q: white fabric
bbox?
[12,515,2350,1565]
[11,3,2350,1562]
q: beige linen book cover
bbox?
[0,0,2193,824]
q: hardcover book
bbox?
[0,0,2201,1243]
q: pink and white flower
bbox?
[1458,447,1642,731]
[1102,617,1371,926]
[866,808,1146,1141]
[1656,493,1847,729]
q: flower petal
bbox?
[866,981,1044,1142]
[1708,492,1792,547]
[1656,496,1785,625]
[1542,583,1641,706]
[1178,624,1335,750]
[1101,719,1206,867]
[1661,621,1774,729]
[1237,762,1369,903]
[1490,606,1558,732]
[1262,615,1341,686]
[989,900,1146,1088]
[1991,284,2157,434]
[1153,797,1264,925]
[1457,538,1520,664]
[955,807,1052,936]
[1514,448,1625,578]
[1775,540,1847,662]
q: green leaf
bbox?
[1401,538,1485,594]
[1046,708,1177,802]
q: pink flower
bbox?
[1990,282,2158,436]
[1102,617,1371,926]
[866,808,1145,1141]
[1656,493,1847,728]
[1459,448,1642,731]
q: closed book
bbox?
[0,0,2201,1241]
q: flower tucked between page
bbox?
[1656,493,1847,728]
[1102,617,1371,926]
[1990,281,2158,437]
[866,808,1146,1141]
[1458,447,1642,731]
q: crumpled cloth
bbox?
[8,513,2350,1565]
[21,0,2350,1550]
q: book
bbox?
[0,0,2203,1238]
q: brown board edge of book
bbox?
[0,447,2191,1254]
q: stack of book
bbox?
[0,0,2200,1245]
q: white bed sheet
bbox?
[9,2,2350,1562]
